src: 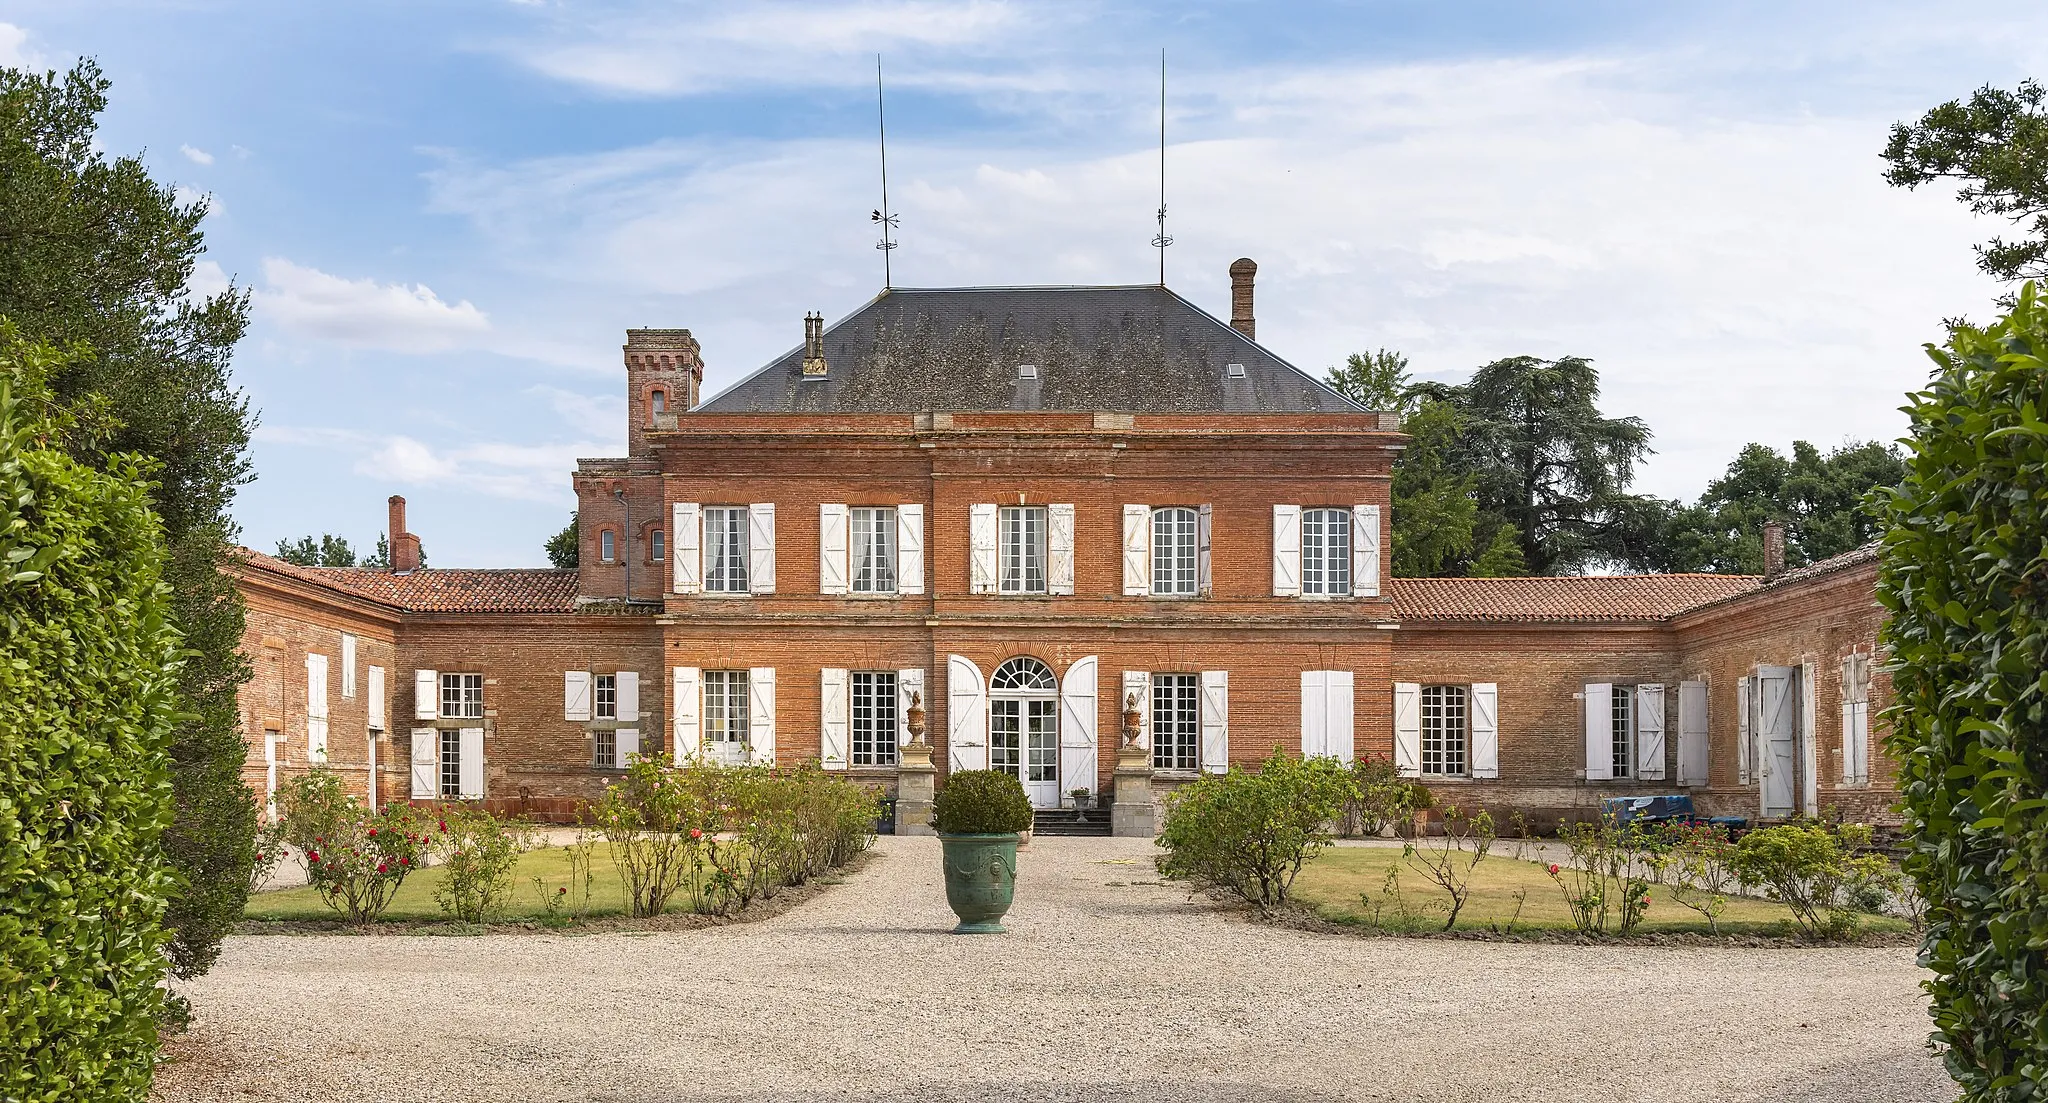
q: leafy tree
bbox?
[362,534,390,569]
[545,512,579,569]
[1884,80,2048,283]
[0,60,257,976]
[1325,349,1415,413]
[274,533,357,567]
[1656,440,1905,573]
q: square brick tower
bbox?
[624,329,702,458]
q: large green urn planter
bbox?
[940,832,1020,933]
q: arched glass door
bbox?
[989,657,1060,809]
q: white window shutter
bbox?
[1047,503,1076,595]
[617,670,639,723]
[1851,700,1870,786]
[1799,659,1819,816]
[458,728,484,799]
[897,668,925,746]
[1300,670,1327,758]
[748,503,776,594]
[819,667,850,770]
[1678,680,1709,786]
[1122,505,1150,596]
[672,502,701,594]
[968,504,998,594]
[415,669,438,721]
[672,666,700,764]
[410,729,437,798]
[748,666,776,765]
[1273,505,1301,597]
[1635,683,1666,781]
[1199,670,1229,773]
[616,728,641,765]
[1392,682,1421,778]
[819,503,849,595]
[367,665,385,731]
[1470,682,1499,779]
[947,654,988,771]
[1058,656,1098,796]
[306,653,329,721]
[1736,675,1752,785]
[341,634,357,698]
[1584,683,1614,780]
[1198,503,1214,596]
[896,504,925,594]
[563,670,592,721]
[1326,671,1355,762]
[308,717,329,764]
[1122,671,1151,748]
[1353,504,1381,598]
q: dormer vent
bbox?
[1225,362,1247,379]
[1016,363,1038,380]
[800,312,829,378]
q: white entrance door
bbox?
[992,698,1060,808]
[1756,665,1798,819]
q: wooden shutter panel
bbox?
[1635,683,1666,781]
[1799,660,1818,816]
[563,670,592,721]
[672,666,700,764]
[409,729,437,798]
[1198,503,1214,596]
[1272,505,1301,597]
[1470,682,1499,779]
[1047,503,1075,595]
[307,717,329,765]
[307,653,329,720]
[897,667,925,746]
[1677,680,1709,786]
[896,504,925,594]
[1584,683,1614,780]
[367,665,385,731]
[1199,670,1229,774]
[1353,504,1381,598]
[616,728,641,765]
[819,504,849,595]
[672,502,701,594]
[1058,656,1098,797]
[820,667,850,770]
[458,728,484,799]
[748,503,776,594]
[1736,675,1752,785]
[1392,682,1421,778]
[1122,671,1151,749]
[617,671,639,723]
[968,504,998,594]
[1326,671,1355,762]
[946,654,988,771]
[1300,670,1327,758]
[748,667,776,765]
[341,634,357,698]
[1122,505,1150,596]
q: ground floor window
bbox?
[439,728,462,798]
[1151,673,1198,771]
[1611,685,1634,779]
[705,670,749,746]
[1421,684,1468,776]
[851,671,898,766]
[595,728,618,769]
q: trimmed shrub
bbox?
[931,769,1033,835]
[1156,752,1357,912]
[430,805,531,923]
[1878,282,2048,1097]
[274,769,428,924]
[1729,821,1896,939]
[0,363,183,1102]
[1339,753,1413,838]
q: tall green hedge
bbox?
[0,351,183,1100]
[1879,282,2048,1099]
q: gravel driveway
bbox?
[158,835,1949,1103]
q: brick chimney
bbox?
[1761,520,1786,580]
[1228,258,1257,341]
[388,495,421,574]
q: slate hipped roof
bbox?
[240,550,580,614]
[696,285,1365,414]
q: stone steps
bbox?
[1031,807,1113,837]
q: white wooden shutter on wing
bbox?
[458,728,484,799]
[341,634,357,698]
[1392,682,1421,778]
[1122,505,1150,595]
[896,505,925,594]
[1470,682,1499,779]
[1353,505,1381,598]
[616,728,640,765]
[415,669,438,721]
[1047,503,1075,595]
[968,504,998,594]
[367,665,385,731]
[1584,683,1614,780]
[563,670,592,721]
[1058,656,1098,797]
[1678,680,1709,786]
[1198,504,1214,596]
[306,654,329,763]
[1122,671,1151,749]
[1301,670,1327,758]
[617,671,639,723]
[410,729,437,798]
[1272,505,1301,597]
[1325,671,1355,762]
[819,504,849,595]
[1799,659,1818,816]
[947,654,989,771]
[748,504,776,594]
[672,666,700,764]
[819,667,850,770]
[672,502,701,594]
[1736,675,1752,785]
[1635,683,1666,781]
[1200,670,1230,773]
[897,668,925,746]
[748,667,776,765]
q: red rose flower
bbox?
[400,856,411,866]
[377,862,389,873]
[690,828,703,840]
[368,828,377,837]
[1547,864,1560,875]
[438,821,448,832]
[307,851,320,863]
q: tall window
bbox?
[1000,506,1046,594]
[1301,508,1352,596]
[1151,673,1199,771]
[595,728,619,769]
[704,670,750,746]
[1151,507,1199,596]
[1421,684,1469,777]
[439,728,462,798]
[851,671,898,766]
[594,674,617,722]
[852,507,897,593]
[651,528,666,562]
[650,389,666,416]
[600,529,616,563]
[1611,685,1634,779]
[439,673,483,719]
[705,507,751,593]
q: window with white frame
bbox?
[1000,506,1047,594]
[600,529,616,563]
[440,673,483,719]
[595,674,617,722]
[704,670,750,746]
[851,671,898,766]
[1611,685,1634,779]
[1421,684,1468,777]
[852,507,897,593]
[705,507,751,593]
[651,528,666,562]
[1151,507,1199,596]
[595,728,619,769]
[439,728,463,798]
[1151,673,1199,771]
[1301,508,1352,596]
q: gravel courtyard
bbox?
[159,836,1949,1103]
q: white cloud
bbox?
[255,257,491,352]
[257,425,599,504]
[180,143,214,165]
[527,384,624,442]
[0,23,37,69]
[187,259,232,301]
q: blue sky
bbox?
[3,1,2041,566]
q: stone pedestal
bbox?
[1111,744,1156,838]
[895,742,937,836]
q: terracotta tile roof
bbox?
[1758,542,1880,589]
[1389,573,1763,623]
[238,550,581,613]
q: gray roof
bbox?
[696,286,1364,414]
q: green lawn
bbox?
[1291,844,1909,937]
[245,844,707,923]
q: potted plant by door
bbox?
[932,769,1034,934]
[1069,787,1093,811]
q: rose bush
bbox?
[274,770,427,924]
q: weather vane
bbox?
[1151,48,1171,287]
[872,54,899,289]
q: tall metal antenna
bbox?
[870,54,899,289]
[1150,48,1172,286]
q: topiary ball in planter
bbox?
[932,770,1033,934]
